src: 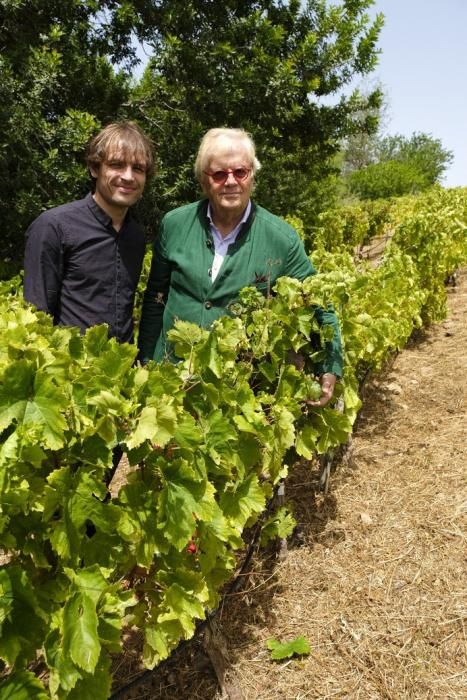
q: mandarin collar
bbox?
[86,192,131,230]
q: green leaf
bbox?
[0,360,34,403]
[45,469,120,562]
[158,468,218,550]
[0,566,47,667]
[126,402,177,450]
[0,368,67,450]
[82,325,112,358]
[266,635,311,660]
[174,413,204,448]
[144,619,181,668]
[272,404,296,452]
[65,565,108,606]
[168,321,209,359]
[260,506,296,545]
[219,473,266,530]
[157,582,206,635]
[19,443,47,467]
[117,479,162,567]
[67,652,112,700]
[295,423,320,459]
[86,390,128,415]
[98,587,136,653]
[45,628,82,696]
[63,591,101,673]
[0,671,49,700]
[200,410,238,464]
[258,360,276,383]
[313,407,353,453]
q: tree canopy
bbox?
[131,0,384,224]
[0,0,139,272]
[0,0,387,275]
[347,132,454,200]
[377,132,454,186]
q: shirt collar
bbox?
[207,200,252,241]
[86,192,131,230]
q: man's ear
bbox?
[89,164,99,179]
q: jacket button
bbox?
[204,301,212,309]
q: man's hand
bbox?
[306,372,337,407]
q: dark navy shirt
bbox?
[24,193,145,343]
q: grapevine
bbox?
[0,187,466,698]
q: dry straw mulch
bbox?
[117,270,467,700]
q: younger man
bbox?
[24,120,154,344]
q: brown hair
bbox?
[86,121,155,177]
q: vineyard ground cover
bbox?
[113,268,467,699]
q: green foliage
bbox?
[0,1,136,276]
[0,279,351,694]
[348,159,427,199]
[131,0,383,227]
[1,187,467,695]
[390,187,467,322]
[0,670,50,700]
[361,197,396,239]
[310,203,370,253]
[1,1,387,270]
[346,132,454,201]
[267,635,311,660]
[377,132,454,186]
[0,1,152,70]
[260,506,297,546]
[298,197,399,256]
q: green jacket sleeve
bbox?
[313,305,344,378]
[137,222,170,362]
[283,228,343,378]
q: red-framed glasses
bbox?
[204,167,252,184]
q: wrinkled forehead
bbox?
[207,137,252,167]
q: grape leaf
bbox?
[158,471,218,550]
[267,635,311,660]
[0,567,46,667]
[63,591,101,673]
[0,368,67,450]
[126,402,177,449]
[67,652,112,700]
[219,473,266,530]
[0,671,49,700]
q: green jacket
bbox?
[138,199,343,376]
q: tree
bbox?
[348,160,427,199]
[130,0,384,229]
[376,132,454,186]
[0,0,148,276]
[346,132,454,200]
[0,0,385,273]
[340,80,390,175]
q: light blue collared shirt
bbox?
[207,201,252,281]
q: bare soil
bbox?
[114,269,467,700]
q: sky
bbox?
[367,0,467,187]
[133,0,466,188]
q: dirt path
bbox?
[120,269,466,700]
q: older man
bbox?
[24,120,155,344]
[138,127,342,405]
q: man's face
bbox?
[91,150,147,217]
[202,140,253,221]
